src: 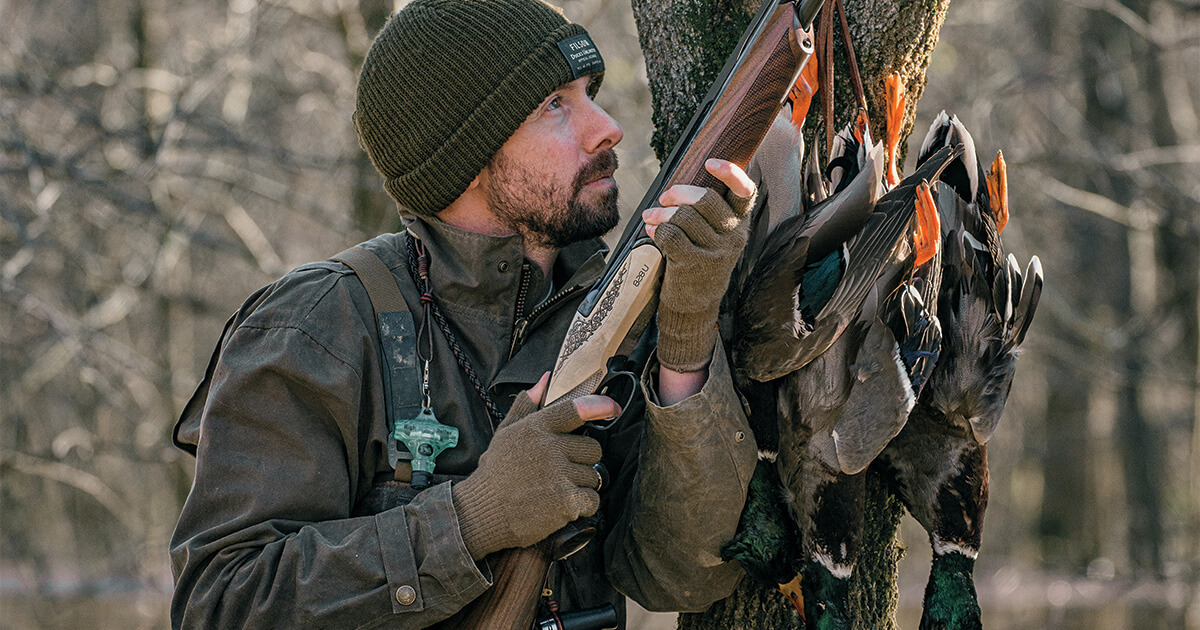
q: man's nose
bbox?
[583,100,623,153]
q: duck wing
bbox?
[789,145,962,375]
[831,317,915,474]
[733,145,886,381]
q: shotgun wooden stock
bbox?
[447,1,821,627]
[440,546,549,630]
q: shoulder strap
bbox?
[330,245,420,470]
[330,246,409,317]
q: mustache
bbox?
[573,149,619,191]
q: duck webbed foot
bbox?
[884,72,906,189]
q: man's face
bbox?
[481,75,624,249]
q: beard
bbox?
[485,148,621,249]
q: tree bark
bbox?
[630,0,948,627]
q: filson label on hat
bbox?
[556,33,604,80]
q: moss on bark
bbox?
[630,0,753,161]
[805,0,951,167]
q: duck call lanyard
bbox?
[335,236,507,488]
[405,234,506,429]
[330,244,458,489]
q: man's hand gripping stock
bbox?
[451,373,620,560]
[452,159,753,557]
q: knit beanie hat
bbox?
[354,0,605,216]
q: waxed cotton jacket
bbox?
[170,215,757,629]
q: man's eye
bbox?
[546,97,562,111]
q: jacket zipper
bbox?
[508,280,587,360]
[508,263,533,359]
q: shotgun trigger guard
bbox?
[586,355,637,430]
[548,521,597,561]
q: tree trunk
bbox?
[1039,354,1101,571]
[1080,0,1167,578]
[630,0,948,627]
[339,0,399,234]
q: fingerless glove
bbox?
[654,187,756,372]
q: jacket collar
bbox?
[400,214,609,322]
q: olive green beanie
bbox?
[354,0,605,216]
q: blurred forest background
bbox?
[2,0,1199,627]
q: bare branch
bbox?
[1111,144,1200,171]
[225,205,287,275]
[0,450,141,534]
[1038,174,1130,225]
[1,276,170,387]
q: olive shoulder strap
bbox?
[330,245,421,470]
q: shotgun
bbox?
[543,0,823,408]
[447,0,822,627]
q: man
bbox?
[170,0,757,627]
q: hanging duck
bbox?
[876,114,1042,630]
[719,72,890,614]
[725,108,960,624]
[770,149,955,629]
[721,46,953,587]
[731,132,958,385]
[720,87,880,613]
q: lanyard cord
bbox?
[406,233,506,428]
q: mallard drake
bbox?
[918,113,1041,443]
[723,107,931,613]
[726,145,955,628]
[877,116,1042,630]
[720,458,806,613]
[721,99,877,615]
[720,72,866,613]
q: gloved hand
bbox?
[645,159,757,373]
[451,384,609,560]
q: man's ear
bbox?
[467,170,483,191]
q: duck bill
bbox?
[778,573,807,618]
[987,150,1009,233]
[913,180,940,267]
